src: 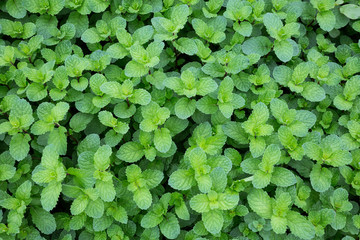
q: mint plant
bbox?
[1,0,360,239]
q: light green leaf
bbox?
[271,215,288,234]
[175,97,197,119]
[100,82,122,98]
[85,198,104,219]
[173,37,198,55]
[141,212,163,228]
[41,181,62,212]
[6,0,27,19]
[94,145,112,171]
[117,142,144,163]
[81,28,101,43]
[134,188,152,210]
[317,10,336,31]
[242,36,273,56]
[202,210,224,234]
[143,169,164,189]
[190,194,210,213]
[70,195,89,215]
[30,207,56,235]
[263,13,283,38]
[129,89,151,105]
[247,189,272,219]
[302,82,326,102]
[48,127,67,156]
[217,192,239,210]
[0,164,16,181]
[274,40,294,62]
[253,170,272,189]
[125,60,148,77]
[159,213,180,239]
[169,169,195,190]
[287,211,316,240]
[340,4,360,19]
[249,137,266,158]
[271,167,297,187]
[154,128,172,153]
[10,133,31,161]
[96,180,116,202]
[310,164,332,192]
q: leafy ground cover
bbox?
[1,0,360,239]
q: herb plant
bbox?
[1,0,360,239]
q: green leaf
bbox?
[202,210,224,234]
[175,201,190,220]
[125,60,148,77]
[6,0,27,19]
[247,189,272,219]
[217,192,239,210]
[48,0,65,15]
[222,121,248,144]
[287,211,316,240]
[175,97,197,119]
[117,142,144,163]
[99,82,122,99]
[85,198,104,219]
[249,137,266,158]
[26,83,47,101]
[81,28,101,43]
[134,188,152,210]
[271,215,288,234]
[234,21,252,36]
[143,169,164,189]
[69,113,94,133]
[263,13,283,38]
[48,127,67,156]
[141,212,163,228]
[333,94,353,110]
[242,36,272,56]
[10,133,31,161]
[129,89,151,105]
[317,10,336,31]
[41,144,60,170]
[173,38,198,55]
[94,145,112,171]
[271,167,297,187]
[340,4,360,20]
[96,180,116,202]
[196,96,218,114]
[15,180,32,200]
[70,195,89,215]
[41,181,62,211]
[302,82,326,102]
[274,40,294,62]
[210,167,227,192]
[0,164,16,181]
[114,102,137,119]
[90,74,107,96]
[159,213,180,239]
[133,25,154,45]
[197,78,218,96]
[88,0,110,13]
[253,170,272,189]
[171,4,190,28]
[169,169,195,190]
[30,207,56,235]
[310,164,332,192]
[154,128,172,153]
[190,194,210,213]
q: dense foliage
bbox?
[1,0,360,239]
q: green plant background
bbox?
[1,0,360,239]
